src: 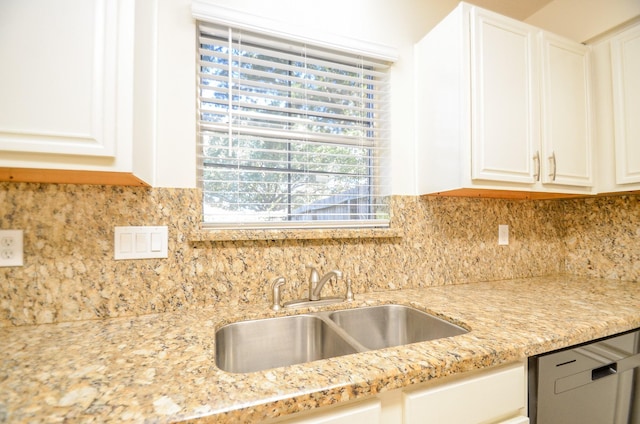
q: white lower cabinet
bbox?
[276,398,382,424]
[271,361,528,424]
[496,418,530,424]
[403,362,528,424]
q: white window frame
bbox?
[192,2,397,230]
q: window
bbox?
[197,22,391,229]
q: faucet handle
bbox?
[270,277,285,311]
[305,264,320,288]
[345,278,354,301]
[305,264,319,276]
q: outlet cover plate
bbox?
[0,229,24,267]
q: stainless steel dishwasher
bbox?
[529,329,640,424]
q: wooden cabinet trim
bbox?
[0,167,150,187]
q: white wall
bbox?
[153,0,639,191]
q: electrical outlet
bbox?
[498,225,509,246]
[0,230,24,267]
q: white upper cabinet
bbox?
[0,0,117,157]
[0,0,155,185]
[415,2,594,198]
[611,23,640,186]
[540,33,593,188]
[470,8,539,185]
[593,20,640,193]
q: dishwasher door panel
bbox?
[530,330,640,424]
[536,369,618,424]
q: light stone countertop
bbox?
[1,275,638,423]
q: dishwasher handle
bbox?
[556,360,622,393]
[590,351,640,381]
[592,363,617,381]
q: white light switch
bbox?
[498,224,509,245]
[119,233,132,253]
[135,233,147,252]
[115,226,168,260]
[150,232,162,252]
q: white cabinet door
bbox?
[470,8,539,185]
[592,21,640,194]
[277,399,381,424]
[497,417,530,424]
[403,362,527,424]
[540,33,593,187]
[0,0,120,157]
[266,362,527,424]
[611,24,640,185]
[0,0,155,185]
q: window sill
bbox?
[190,227,404,242]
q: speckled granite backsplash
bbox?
[564,195,640,281]
[0,183,638,327]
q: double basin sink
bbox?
[215,304,468,373]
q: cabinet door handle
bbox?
[533,151,540,181]
[548,152,557,181]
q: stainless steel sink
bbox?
[215,304,468,373]
[328,304,468,350]
[215,314,358,373]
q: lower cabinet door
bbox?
[281,398,381,424]
[403,362,526,424]
[497,417,530,424]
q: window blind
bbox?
[197,21,391,229]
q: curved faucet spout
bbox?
[310,269,343,301]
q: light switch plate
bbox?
[0,229,24,267]
[114,226,168,260]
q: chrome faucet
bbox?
[270,276,285,311]
[307,265,342,301]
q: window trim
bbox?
[191,1,398,63]
[193,3,397,232]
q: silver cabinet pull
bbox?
[548,151,557,181]
[533,151,540,181]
